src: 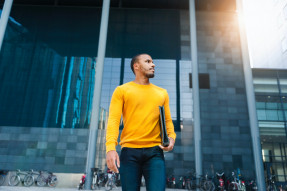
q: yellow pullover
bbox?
[106,81,176,153]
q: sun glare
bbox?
[241,0,283,67]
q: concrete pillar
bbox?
[0,0,13,52]
[236,0,266,190]
[189,0,202,180]
[85,0,110,189]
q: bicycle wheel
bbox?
[36,175,47,186]
[105,180,113,191]
[91,176,98,190]
[9,175,20,186]
[23,175,34,187]
[199,178,205,191]
[0,175,5,186]
[228,182,238,191]
[204,181,215,191]
[186,181,192,191]
[48,175,58,187]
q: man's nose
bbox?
[151,63,155,68]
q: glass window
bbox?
[256,102,266,109]
[100,58,121,111]
[266,102,279,109]
[253,78,279,94]
[266,110,279,121]
[257,110,267,120]
[180,61,193,120]
[0,6,101,128]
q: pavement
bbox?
[0,186,183,191]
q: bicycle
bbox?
[0,170,8,186]
[36,171,58,187]
[9,169,31,186]
[245,179,257,191]
[199,172,215,191]
[266,175,277,191]
[185,171,197,191]
[22,169,40,187]
[91,168,99,190]
[78,173,86,190]
[105,171,118,191]
[228,171,246,191]
[216,172,226,191]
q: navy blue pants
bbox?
[119,146,166,191]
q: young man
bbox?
[105,54,176,191]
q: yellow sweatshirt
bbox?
[106,81,176,152]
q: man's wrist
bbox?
[169,137,175,142]
[169,137,175,146]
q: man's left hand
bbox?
[159,137,175,152]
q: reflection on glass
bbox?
[0,18,99,128]
[180,60,193,120]
[100,58,121,111]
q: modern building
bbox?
[253,69,287,184]
[0,0,285,189]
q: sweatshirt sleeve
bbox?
[163,90,176,141]
[106,86,124,153]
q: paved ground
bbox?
[0,186,183,191]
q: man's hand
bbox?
[106,150,120,173]
[159,137,175,152]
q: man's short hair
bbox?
[130,53,150,74]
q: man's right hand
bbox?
[106,150,120,173]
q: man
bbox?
[105,54,176,191]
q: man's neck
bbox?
[133,76,150,85]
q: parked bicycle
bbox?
[266,175,277,191]
[0,170,8,186]
[105,169,118,191]
[216,172,226,191]
[185,171,197,191]
[199,172,215,191]
[23,169,40,187]
[9,169,31,186]
[36,170,58,187]
[91,168,101,190]
[78,173,86,190]
[177,175,185,189]
[228,171,246,191]
[97,169,107,187]
[166,174,176,188]
[245,179,257,191]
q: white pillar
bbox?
[236,0,266,190]
[189,0,202,181]
[85,0,110,189]
[0,0,13,52]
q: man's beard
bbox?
[145,73,154,78]
[141,66,154,78]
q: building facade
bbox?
[0,0,269,187]
[253,69,287,184]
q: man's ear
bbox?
[133,62,139,71]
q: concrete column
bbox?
[0,0,13,52]
[236,0,266,190]
[85,0,110,189]
[189,0,202,180]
